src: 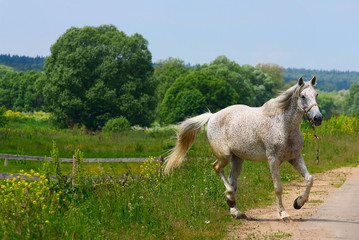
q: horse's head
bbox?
[297,76,322,126]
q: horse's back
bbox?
[207,105,267,161]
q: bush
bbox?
[0,106,8,127]
[103,116,131,132]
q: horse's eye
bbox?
[301,95,306,99]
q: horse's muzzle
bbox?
[312,114,323,126]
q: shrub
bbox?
[103,116,131,132]
[0,106,8,127]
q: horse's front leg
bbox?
[268,157,292,222]
[289,154,313,209]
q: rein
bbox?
[297,101,320,165]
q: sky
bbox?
[1,0,359,71]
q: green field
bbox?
[0,116,176,158]
[1,114,359,239]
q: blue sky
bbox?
[1,0,359,71]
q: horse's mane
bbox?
[262,81,311,116]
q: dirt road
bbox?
[297,166,359,239]
[227,166,359,239]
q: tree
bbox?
[200,56,253,105]
[43,25,156,130]
[284,68,359,91]
[0,106,8,127]
[153,58,189,105]
[318,92,336,118]
[0,71,44,111]
[0,54,44,72]
[256,63,285,91]
[344,83,359,115]
[158,71,239,124]
[198,56,278,107]
[0,65,14,78]
[239,65,277,106]
[317,91,346,118]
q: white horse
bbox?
[164,76,322,222]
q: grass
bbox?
[0,159,141,176]
[0,114,359,239]
[1,154,231,239]
[0,118,175,158]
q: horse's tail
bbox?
[164,112,213,174]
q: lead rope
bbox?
[298,101,320,165]
[310,123,320,165]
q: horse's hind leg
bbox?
[213,154,246,219]
[289,155,313,209]
[228,155,246,219]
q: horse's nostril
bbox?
[313,115,322,123]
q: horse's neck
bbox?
[281,101,303,131]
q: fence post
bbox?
[4,158,8,167]
[72,154,76,186]
[72,155,76,175]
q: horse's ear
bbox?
[310,76,317,86]
[297,77,304,86]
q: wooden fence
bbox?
[0,154,161,167]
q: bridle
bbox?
[297,102,319,114]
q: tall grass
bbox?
[0,154,229,239]
[0,116,175,158]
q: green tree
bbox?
[198,56,278,107]
[158,71,239,124]
[240,65,276,106]
[256,63,285,91]
[153,58,188,105]
[317,91,346,118]
[0,65,14,78]
[0,106,8,127]
[284,68,359,91]
[318,92,336,118]
[43,25,156,130]
[0,71,44,111]
[200,56,253,105]
[344,83,359,115]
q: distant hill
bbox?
[1,53,358,92]
[284,68,359,92]
[0,54,45,72]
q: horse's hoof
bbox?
[293,197,302,209]
[281,217,293,223]
[236,213,247,219]
[231,211,247,219]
